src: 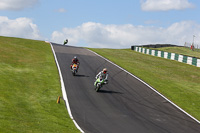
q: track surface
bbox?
[52,43,200,133]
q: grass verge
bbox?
[0,36,80,133]
[88,48,200,121]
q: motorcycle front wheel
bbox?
[95,84,101,92]
[72,71,75,76]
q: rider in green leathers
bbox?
[94,68,108,86]
[63,39,68,45]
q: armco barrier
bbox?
[134,47,200,67]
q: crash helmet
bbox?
[103,68,107,74]
[73,56,78,62]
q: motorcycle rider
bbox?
[63,39,68,45]
[70,56,80,70]
[94,68,108,86]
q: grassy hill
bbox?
[88,48,200,122]
[0,36,80,133]
[1,36,199,132]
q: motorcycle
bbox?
[71,64,78,76]
[94,76,108,92]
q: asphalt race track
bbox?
[52,43,200,133]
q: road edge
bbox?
[50,43,85,133]
[87,48,200,124]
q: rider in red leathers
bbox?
[70,56,80,70]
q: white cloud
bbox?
[0,16,42,40]
[55,8,67,13]
[0,0,38,11]
[141,0,195,11]
[51,21,200,48]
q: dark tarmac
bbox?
[52,43,200,133]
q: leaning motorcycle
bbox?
[94,76,107,92]
[71,64,78,76]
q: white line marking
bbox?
[87,49,200,124]
[50,43,85,133]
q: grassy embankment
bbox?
[88,48,200,121]
[0,36,80,133]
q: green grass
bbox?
[1,36,199,132]
[0,36,80,133]
[148,46,200,58]
[88,48,200,121]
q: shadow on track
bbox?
[97,90,123,94]
[75,74,90,77]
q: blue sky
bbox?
[0,0,200,48]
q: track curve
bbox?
[52,43,200,133]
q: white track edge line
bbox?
[87,49,200,124]
[50,43,85,133]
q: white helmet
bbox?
[103,68,107,73]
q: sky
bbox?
[0,0,200,48]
